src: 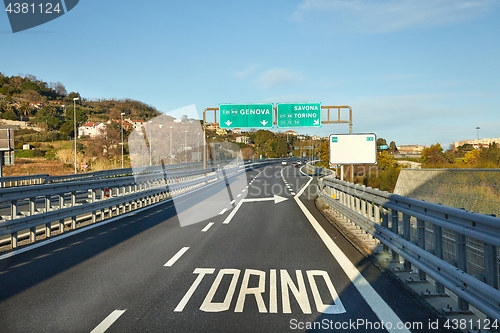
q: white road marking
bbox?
[219,208,228,215]
[237,194,241,198]
[90,309,126,333]
[223,200,244,224]
[201,222,214,232]
[174,268,215,312]
[223,196,287,224]
[230,200,236,205]
[291,192,296,195]
[164,247,190,267]
[294,177,410,333]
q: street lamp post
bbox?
[169,126,173,164]
[73,97,79,174]
[184,130,187,163]
[476,127,480,142]
[148,120,153,166]
[121,112,125,168]
[197,133,200,162]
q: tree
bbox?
[50,82,67,97]
[479,143,500,167]
[317,139,329,165]
[389,141,398,154]
[464,149,480,165]
[421,143,453,167]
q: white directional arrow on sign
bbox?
[313,119,320,125]
[261,120,268,126]
[225,120,232,126]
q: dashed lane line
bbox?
[164,247,190,267]
[90,309,126,333]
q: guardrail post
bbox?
[45,199,52,238]
[456,233,470,311]
[58,219,64,234]
[382,207,389,252]
[433,225,446,294]
[402,213,411,270]
[91,189,97,223]
[28,197,36,243]
[484,244,499,290]
[484,243,499,332]
[11,232,18,249]
[417,218,427,281]
[10,199,18,220]
[373,204,380,224]
[391,208,399,261]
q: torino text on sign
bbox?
[219,104,273,128]
[277,102,321,128]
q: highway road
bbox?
[0,164,446,332]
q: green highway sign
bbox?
[277,102,321,128]
[219,104,273,128]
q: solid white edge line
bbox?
[201,222,214,232]
[90,309,126,333]
[294,178,410,333]
[164,247,189,267]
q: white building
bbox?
[236,136,250,144]
[78,122,106,138]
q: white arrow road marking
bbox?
[223,196,287,224]
[91,310,126,333]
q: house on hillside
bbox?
[236,136,250,144]
[78,122,106,138]
[125,118,145,131]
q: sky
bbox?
[1,0,499,148]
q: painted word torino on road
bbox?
[219,103,273,128]
[277,102,321,128]
[174,268,346,314]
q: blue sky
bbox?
[1,0,499,148]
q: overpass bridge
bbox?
[0,161,499,332]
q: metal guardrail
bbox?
[0,174,50,188]
[0,159,277,250]
[318,177,500,321]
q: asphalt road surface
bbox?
[0,164,446,332]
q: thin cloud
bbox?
[234,64,260,79]
[291,0,497,32]
[256,68,303,89]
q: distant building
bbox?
[206,124,218,131]
[283,130,298,136]
[397,144,426,155]
[78,122,106,138]
[452,137,500,149]
[236,136,250,144]
[124,118,145,131]
[216,128,227,136]
[311,135,321,141]
[233,128,242,134]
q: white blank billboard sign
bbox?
[329,133,377,164]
